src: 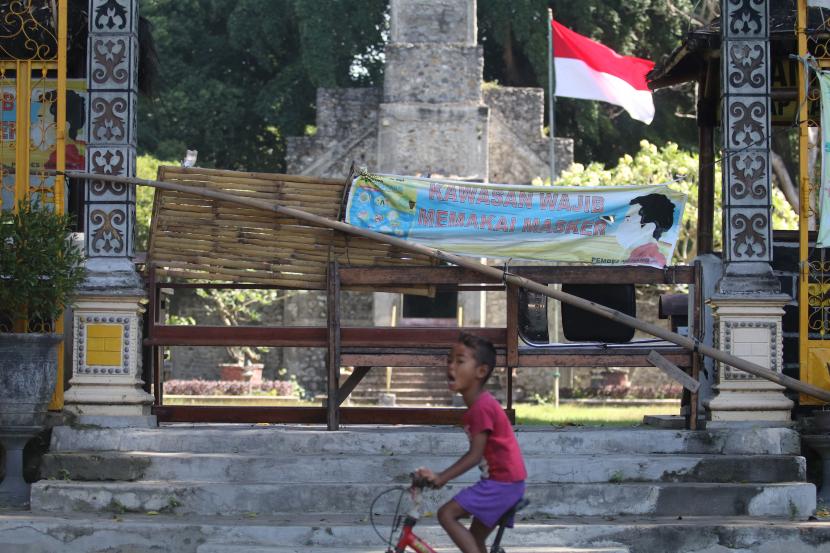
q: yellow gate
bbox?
[1,0,69,408]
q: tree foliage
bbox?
[139,1,707,171]
[138,0,386,172]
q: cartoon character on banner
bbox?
[614,193,676,267]
[353,176,417,238]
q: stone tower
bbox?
[286,0,572,183]
[377,0,487,178]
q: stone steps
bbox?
[2,512,829,553]
[30,480,816,518]
[29,425,816,531]
[46,425,803,456]
[350,366,457,405]
[40,451,806,485]
[198,546,627,553]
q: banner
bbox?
[345,174,687,267]
[1,79,88,207]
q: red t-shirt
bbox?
[462,391,527,482]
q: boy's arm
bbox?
[431,431,488,488]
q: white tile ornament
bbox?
[705,295,793,422]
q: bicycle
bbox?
[370,474,528,553]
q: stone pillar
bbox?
[63,0,153,425]
[706,0,793,422]
[377,0,488,179]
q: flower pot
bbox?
[219,363,263,386]
[0,333,62,428]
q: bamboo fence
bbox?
[148,166,437,293]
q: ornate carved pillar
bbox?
[706,0,793,422]
[63,0,153,424]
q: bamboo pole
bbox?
[61,170,830,403]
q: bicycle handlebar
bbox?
[409,472,436,490]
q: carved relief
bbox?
[727,42,766,90]
[728,100,767,147]
[92,37,129,86]
[91,148,126,175]
[93,0,129,31]
[728,152,767,201]
[731,212,768,259]
[89,208,126,254]
[90,95,128,142]
[726,0,765,36]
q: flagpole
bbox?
[547,9,556,182]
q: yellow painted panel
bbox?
[801,343,830,406]
[104,337,122,351]
[87,324,122,339]
[87,350,121,367]
[85,324,123,367]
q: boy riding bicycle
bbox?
[414,332,527,553]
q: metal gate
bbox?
[1,0,69,407]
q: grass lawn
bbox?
[515,402,680,427]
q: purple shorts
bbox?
[453,479,526,529]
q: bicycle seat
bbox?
[490,498,530,553]
[496,497,529,527]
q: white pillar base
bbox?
[64,294,153,419]
[704,294,793,423]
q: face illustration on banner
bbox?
[615,193,676,266]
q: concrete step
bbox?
[40,451,807,485]
[29,480,816,518]
[348,395,455,405]
[2,512,828,553]
[349,399,455,406]
[352,388,453,396]
[197,546,627,553]
[48,425,803,456]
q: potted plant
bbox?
[0,201,85,507]
[0,199,85,424]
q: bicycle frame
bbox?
[392,514,438,553]
[384,479,525,553]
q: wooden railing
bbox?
[145,263,702,430]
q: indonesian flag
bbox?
[552,20,655,124]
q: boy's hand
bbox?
[413,467,444,489]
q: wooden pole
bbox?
[61,170,830,404]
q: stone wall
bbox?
[484,87,572,183]
[285,87,380,177]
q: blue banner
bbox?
[345,173,687,267]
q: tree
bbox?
[139,1,709,171]
[138,0,386,172]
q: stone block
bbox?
[390,0,475,45]
[377,103,488,178]
[383,45,482,104]
[483,87,544,141]
[314,88,380,139]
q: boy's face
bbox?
[447,342,488,394]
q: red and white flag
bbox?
[552,20,655,124]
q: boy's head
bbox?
[455,332,496,384]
